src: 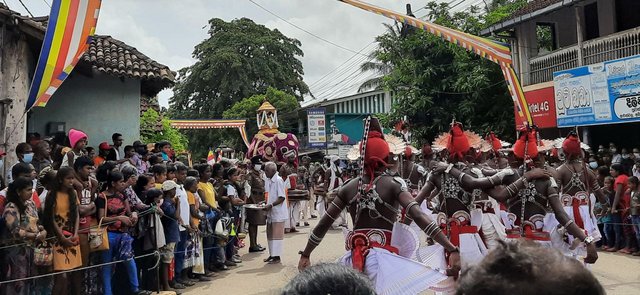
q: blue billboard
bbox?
[553,54,640,127]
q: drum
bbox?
[314,185,327,197]
[288,189,310,201]
[244,204,267,225]
[287,174,298,190]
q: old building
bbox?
[482,0,640,144]
[0,3,174,177]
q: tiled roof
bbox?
[0,4,175,90]
[84,35,175,84]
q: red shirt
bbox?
[615,174,629,194]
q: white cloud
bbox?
[12,0,452,108]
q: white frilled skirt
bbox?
[339,223,447,295]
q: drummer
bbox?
[280,150,300,233]
[245,156,266,252]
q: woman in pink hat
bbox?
[61,129,87,168]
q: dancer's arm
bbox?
[399,191,460,276]
[402,173,437,225]
[587,169,609,207]
[298,186,349,270]
[547,185,598,264]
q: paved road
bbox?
[185,219,640,295]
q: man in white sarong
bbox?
[263,162,288,264]
[298,117,460,295]
[442,126,598,266]
[555,132,607,260]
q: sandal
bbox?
[268,256,281,264]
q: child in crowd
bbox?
[160,181,183,292]
[628,176,640,256]
[152,164,168,190]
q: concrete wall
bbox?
[1,35,33,179]
[29,71,141,147]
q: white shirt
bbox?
[264,174,288,222]
[226,185,238,198]
[176,184,190,231]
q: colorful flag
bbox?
[207,150,215,165]
[26,0,102,109]
[338,0,532,127]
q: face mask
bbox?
[635,153,640,158]
[157,199,164,206]
[23,153,34,163]
[589,161,598,169]
[622,154,630,159]
[611,148,617,153]
[254,165,262,171]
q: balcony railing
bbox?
[528,27,640,85]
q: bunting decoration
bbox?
[338,0,532,126]
[169,119,251,148]
[27,0,102,109]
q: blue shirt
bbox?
[160,197,180,243]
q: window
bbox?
[616,0,640,32]
[583,2,600,40]
[536,23,557,55]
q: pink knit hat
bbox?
[68,128,88,148]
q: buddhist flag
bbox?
[207,150,215,165]
[26,0,102,109]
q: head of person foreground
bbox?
[456,240,605,295]
[283,240,604,295]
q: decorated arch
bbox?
[169,119,251,148]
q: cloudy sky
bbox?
[9,0,479,107]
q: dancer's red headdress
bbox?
[404,146,413,159]
[513,126,539,160]
[422,143,433,157]
[447,122,471,161]
[562,131,582,157]
[486,132,502,152]
[360,118,389,191]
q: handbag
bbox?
[89,194,110,252]
[89,217,110,252]
[33,241,53,266]
[214,218,229,239]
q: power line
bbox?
[247,0,367,57]
[310,44,374,93]
[308,41,376,88]
[312,53,372,97]
[314,60,375,99]
[16,0,33,17]
[311,47,374,95]
[42,0,51,8]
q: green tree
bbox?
[222,87,299,147]
[363,1,522,145]
[140,109,189,153]
[168,17,308,155]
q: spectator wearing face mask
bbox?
[6,142,34,184]
[621,148,635,174]
[588,157,599,170]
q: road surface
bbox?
[184,219,640,295]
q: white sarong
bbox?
[339,223,446,295]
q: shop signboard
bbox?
[307,108,326,148]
